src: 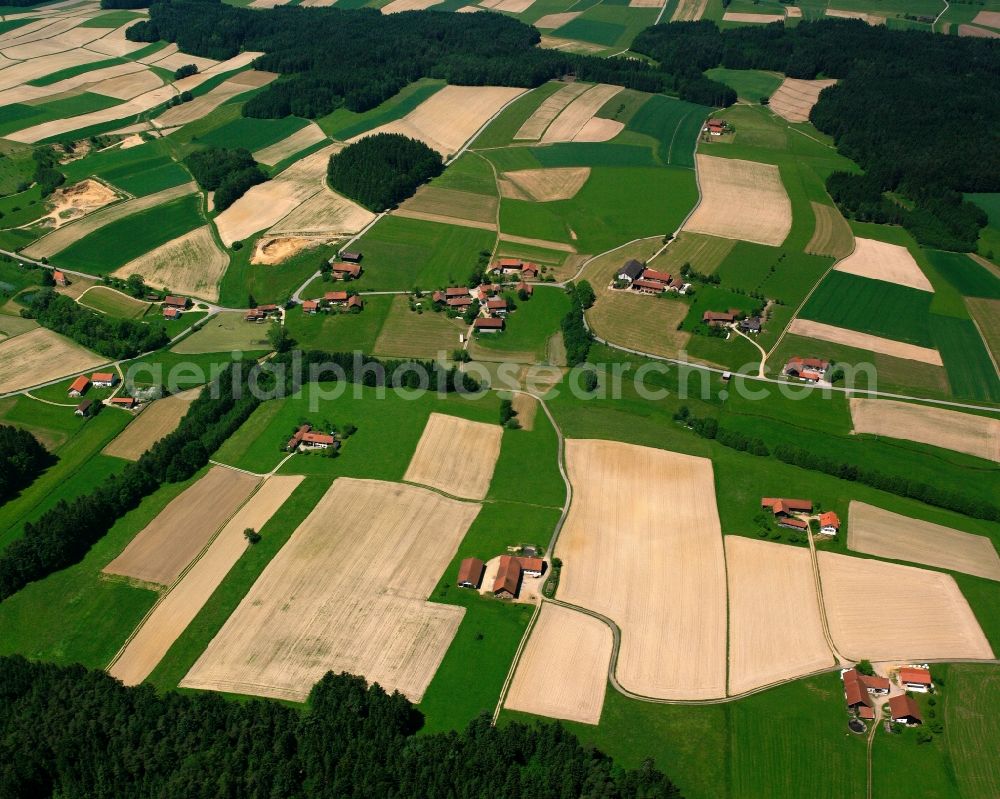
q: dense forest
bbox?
[327,134,443,212]
[184,148,267,212]
[632,20,1000,251]
[0,426,50,504]
[125,0,732,118]
[0,352,475,601]
[100,0,150,7]
[0,657,683,799]
[23,291,167,359]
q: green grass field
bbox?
[705,67,785,102]
[79,10,145,26]
[800,270,935,347]
[63,139,192,197]
[348,216,496,291]
[551,5,659,50]
[925,249,1000,299]
[217,239,332,308]
[470,82,564,149]
[624,94,711,168]
[430,152,497,196]
[282,294,394,353]
[372,295,466,360]
[26,58,128,87]
[170,311,274,354]
[0,93,123,138]
[195,115,311,153]
[471,286,570,362]
[78,286,151,319]
[930,314,1000,402]
[54,194,204,275]
[947,664,1000,798]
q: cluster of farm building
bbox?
[842,665,934,727]
[614,258,690,296]
[456,552,546,600]
[760,496,840,535]
[66,372,139,416]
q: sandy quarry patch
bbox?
[0,328,104,395]
[847,501,1000,582]
[671,0,708,19]
[572,117,624,142]
[787,319,944,366]
[684,154,792,246]
[499,167,591,202]
[109,475,303,686]
[959,23,1000,37]
[557,439,727,699]
[542,84,622,143]
[514,82,590,141]
[722,11,784,22]
[834,237,933,292]
[181,478,479,702]
[533,11,580,27]
[253,121,326,165]
[88,69,163,101]
[267,185,375,237]
[103,389,200,460]
[112,226,227,303]
[36,178,119,229]
[351,85,525,157]
[768,77,837,123]
[726,536,834,695]
[849,397,999,463]
[119,134,144,149]
[214,143,340,246]
[103,466,260,586]
[825,8,884,24]
[819,551,994,661]
[510,392,538,431]
[251,236,327,266]
[155,70,277,129]
[505,603,613,724]
[24,182,195,259]
[403,412,503,500]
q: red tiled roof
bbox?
[889,694,922,722]
[493,555,521,596]
[521,263,539,275]
[898,667,932,686]
[332,263,361,277]
[843,670,872,708]
[164,295,187,308]
[858,706,875,719]
[819,511,840,529]
[859,673,890,692]
[517,557,544,573]
[91,372,115,383]
[257,304,278,312]
[642,268,671,283]
[302,300,318,311]
[163,307,180,319]
[457,557,485,587]
[348,295,363,308]
[68,376,89,394]
[110,397,136,408]
[800,370,822,381]
[486,298,507,310]
[474,317,504,330]
[446,286,470,297]
[447,297,473,307]
[497,258,522,268]
[302,431,336,445]
[778,517,809,530]
[703,310,736,323]
[325,291,348,302]
[517,282,533,295]
[762,497,812,512]
[631,279,665,292]
[432,291,445,303]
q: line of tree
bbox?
[562,281,595,367]
[0,426,50,505]
[0,656,684,798]
[100,0,151,7]
[0,352,478,602]
[22,290,168,360]
[32,147,65,198]
[124,0,732,119]
[674,406,1000,522]
[631,19,1000,251]
[327,134,443,212]
[184,147,267,212]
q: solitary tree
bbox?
[244,528,261,544]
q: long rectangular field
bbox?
[403,412,503,500]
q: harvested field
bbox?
[268,186,375,237]
[722,11,785,22]
[725,536,834,695]
[36,178,119,229]
[89,70,163,101]
[351,85,525,157]
[557,439,727,699]
[109,475,304,686]
[849,397,999,462]
[214,143,341,246]
[0,328,104,395]
[967,297,1000,368]
[768,77,837,124]
[0,48,107,92]
[534,12,581,28]
[958,24,1000,38]
[572,117,624,142]
[505,603,612,725]
[102,389,200,460]
[85,22,148,57]
[392,209,496,231]
[514,82,590,140]
[181,478,479,702]
[154,71,277,128]
[787,319,944,365]
[24,182,196,259]
[78,285,149,318]
[149,51,219,72]
[819,551,994,661]
[510,391,538,431]
[541,84,622,143]
[670,0,708,19]
[112,226,227,302]
[785,5,801,16]
[398,186,497,224]
[805,201,854,260]
[825,8,884,24]
[253,121,326,164]
[498,167,590,202]
[480,0,534,10]
[104,466,260,587]
[847,501,1000,582]
[972,10,1000,27]
[372,296,466,360]
[403,412,503,499]
[629,0,663,6]
[381,0,441,12]
[684,155,791,246]
[251,236,327,265]
[834,237,932,292]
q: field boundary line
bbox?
[492,598,542,724]
[209,459,267,478]
[105,471,266,672]
[805,527,845,664]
